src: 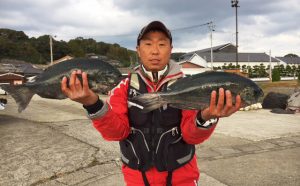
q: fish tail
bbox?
[0,84,35,112]
[133,93,167,113]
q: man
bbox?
[61,21,241,186]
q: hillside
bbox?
[0,28,136,66]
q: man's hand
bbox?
[61,70,99,106]
[200,88,241,121]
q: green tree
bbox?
[0,29,29,42]
[228,63,234,69]
[0,30,42,64]
[68,38,85,57]
[96,42,110,55]
[247,66,253,77]
[252,65,260,78]
[0,28,136,66]
[258,63,267,77]
[297,66,300,80]
[53,40,71,59]
[285,65,293,77]
[30,35,52,63]
[222,63,227,69]
[272,68,281,82]
[242,65,247,72]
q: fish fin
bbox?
[132,93,167,113]
[0,84,35,112]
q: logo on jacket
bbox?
[129,88,140,97]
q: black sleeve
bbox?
[82,98,104,114]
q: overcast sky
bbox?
[1,0,299,57]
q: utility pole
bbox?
[49,35,56,65]
[269,50,272,82]
[49,35,53,65]
[231,0,239,69]
[208,21,215,70]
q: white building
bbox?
[178,43,282,69]
[276,57,300,67]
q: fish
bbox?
[132,71,264,112]
[0,58,123,112]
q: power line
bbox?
[92,22,213,38]
[171,22,211,32]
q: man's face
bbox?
[137,31,172,72]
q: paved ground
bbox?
[1,95,299,186]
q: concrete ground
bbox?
[0,95,299,186]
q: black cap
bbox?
[137,21,172,45]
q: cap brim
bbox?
[137,21,172,43]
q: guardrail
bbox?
[251,77,298,82]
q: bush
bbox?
[272,68,281,82]
[298,72,300,82]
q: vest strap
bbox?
[141,171,150,186]
[166,171,173,186]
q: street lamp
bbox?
[231,0,239,68]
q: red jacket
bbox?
[91,61,216,185]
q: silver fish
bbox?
[133,71,264,112]
[0,58,122,112]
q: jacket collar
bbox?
[134,60,183,91]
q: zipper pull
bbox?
[131,127,136,134]
[171,127,178,136]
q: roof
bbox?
[0,63,43,75]
[194,43,234,53]
[202,52,279,62]
[178,61,205,68]
[187,52,279,63]
[0,72,24,78]
[0,73,25,81]
[276,57,300,64]
[179,43,235,61]
[53,55,74,65]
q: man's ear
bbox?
[136,46,141,58]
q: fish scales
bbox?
[133,71,264,112]
[0,58,122,112]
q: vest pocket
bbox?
[119,128,151,171]
[155,127,195,171]
[120,139,140,169]
[165,138,195,170]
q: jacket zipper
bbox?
[155,127,178,154]
[125,139,140,165]
[131,127,150,152]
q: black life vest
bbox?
[119,73,195,172]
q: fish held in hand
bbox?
[133,71,264,112]
[0,58,122,112]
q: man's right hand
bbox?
[61,70,99,106]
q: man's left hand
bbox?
[200,88,241,121]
